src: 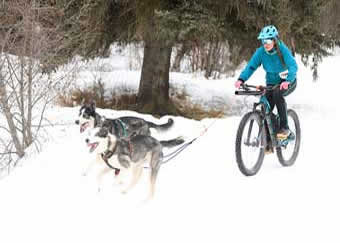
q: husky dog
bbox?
[85,126,184,199]
[75,101,173,137]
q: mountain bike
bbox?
[235,84,301,176]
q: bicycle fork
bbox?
[244,119,260,147]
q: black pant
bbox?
[265,80,297,129]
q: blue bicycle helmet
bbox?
[257,25,279,40]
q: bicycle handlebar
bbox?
[235,90,263,96]
[235,84,280,96]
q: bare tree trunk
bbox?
[0,77,25,158]
[19,57,27,147]
[171,42,189,72]
[26,57,33,146]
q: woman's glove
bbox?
[235,80,244,89]
[280,81,290,90]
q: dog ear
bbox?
[97,127,109,138]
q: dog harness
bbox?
[101,153,120,176]
[113,119,128,137]
[101,137,120,176]
[101,135,134,173]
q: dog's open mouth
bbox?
[87,142,99,153]
[80,122,90,133]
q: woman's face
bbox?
[263,39,275,51]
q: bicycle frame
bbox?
[254,96,279,148]
[236,84,281,148]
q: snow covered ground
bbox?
[1,48,339,243]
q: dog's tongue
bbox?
[87,142,98,153]
[80,122,89,133]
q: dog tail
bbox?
[146,118,174,132]
[160,136,185,148]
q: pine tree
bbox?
[2,0,336,115]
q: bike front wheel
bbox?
[235,111,266,176]
[276,109,301,166]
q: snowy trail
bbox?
[1,51,340,243]
[1,105,339,243]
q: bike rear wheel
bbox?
[235,111,266,176]
[276,109,301,166]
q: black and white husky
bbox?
[85,126,184,199]
[75,101,174,137]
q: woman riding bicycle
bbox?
[235,25,298,140]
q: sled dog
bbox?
[75,101,174,137]
[85,126,184,199]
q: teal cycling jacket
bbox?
[238,41,297,85]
